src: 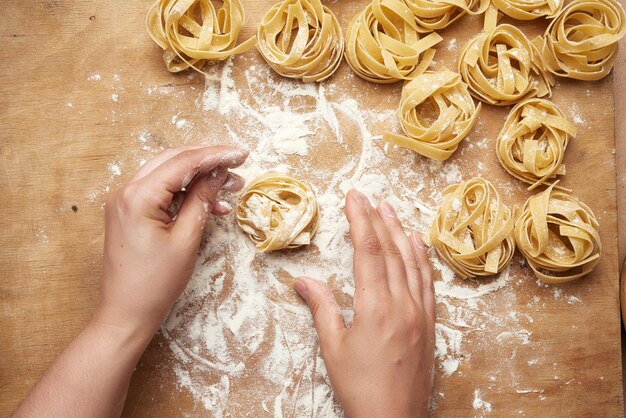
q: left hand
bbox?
[94,145,249,337]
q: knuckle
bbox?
[369,300,393,323]
[404,259,420,276]
[380,239,401,257]
[358,236,383,257]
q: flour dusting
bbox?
[146,56,543,417]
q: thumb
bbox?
[174,168,228,243]
[294,277,346,350]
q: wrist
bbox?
[90,305,157,350]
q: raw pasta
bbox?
[236,174,319,252]
[146,0,257,73]
[492,0,562,20]
[430,177,515,279]
[496,98,576,190]
[515,185,601,283]
[405,0,490,31]
[534,0,626,81]
[459,6,553,106]
[383,68,481,160]
[345,0,443,84]
[257,0,344,82]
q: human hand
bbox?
[294,190,436,418]
[95,145,249,338]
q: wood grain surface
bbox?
[1,0,623,416]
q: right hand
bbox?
[294,190,436,418]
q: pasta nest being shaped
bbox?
[236,173,319,252]
[146,0,257,73]
[430,177,515,279]
[404,0,490,32]
[496,98,577,190]
[459,11,553,106]
[383,68,481,161]
[491,0,562,20]
[257,0,344,82]
[515,185,601,283]
[345,0,443,84]
[535,0,626,81]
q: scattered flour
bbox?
[150,56,549,416]
[107,163,121,176]
[87,47,588,414]
[473,389,492,412]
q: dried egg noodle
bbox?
[496,98,576,190]
[492,0,562,20]
[146,0,257,73]
[515,185,601,283]
[405,0,490,31]
[236,174,319,253]
[430,178,515,279]
[256,0,344,82]
[534,0,626,81]
[383,68,481,160]
[459,6,553,106]
[345,0,443,83]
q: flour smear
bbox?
[130,54,544,417]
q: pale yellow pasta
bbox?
[430,177,515,279]
[257,0,344,82]
[534,0,626,81]
[492,0,562,20]
[459,7,553,106]
[345,0,443,84]
[515,185,601,283]
[405,0,490,31]
[146,0,257,73]
[383,68,481,160]
[496,98,576,190]
[236,174,319,252]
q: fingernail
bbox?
[349,189,370,208]
[223,173,244,192]
[217,200,233,213]
[411,232,425,249]
[380,201,397,218]
[294,279,309,301]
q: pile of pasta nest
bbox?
[146,0,625,284]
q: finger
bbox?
[222,172,245,193]
[345,190,390,310]
[411,233,435,328]
[131,146,208,183]
[174,168,229,243]
[376,202,421,304]
[294,277,346,352]
[212,200,233,216]
[140,145,249,195]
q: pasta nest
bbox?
[515,185,601,283]
[491,0,562,20]
[146,0,257,73]
[236,174,319,252]
[404,0,490,31]
[430,177,515,279]
[256,0,344,82]
[496,98,577,190]
[383,68,481,161]
[345,0,443,84]
[535,0,626,81]
[459,18,553,106]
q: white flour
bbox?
[151,57,536,417]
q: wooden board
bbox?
[0,0,623,416]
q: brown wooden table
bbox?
[1,0,624,416]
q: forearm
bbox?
[14,316,154,418]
